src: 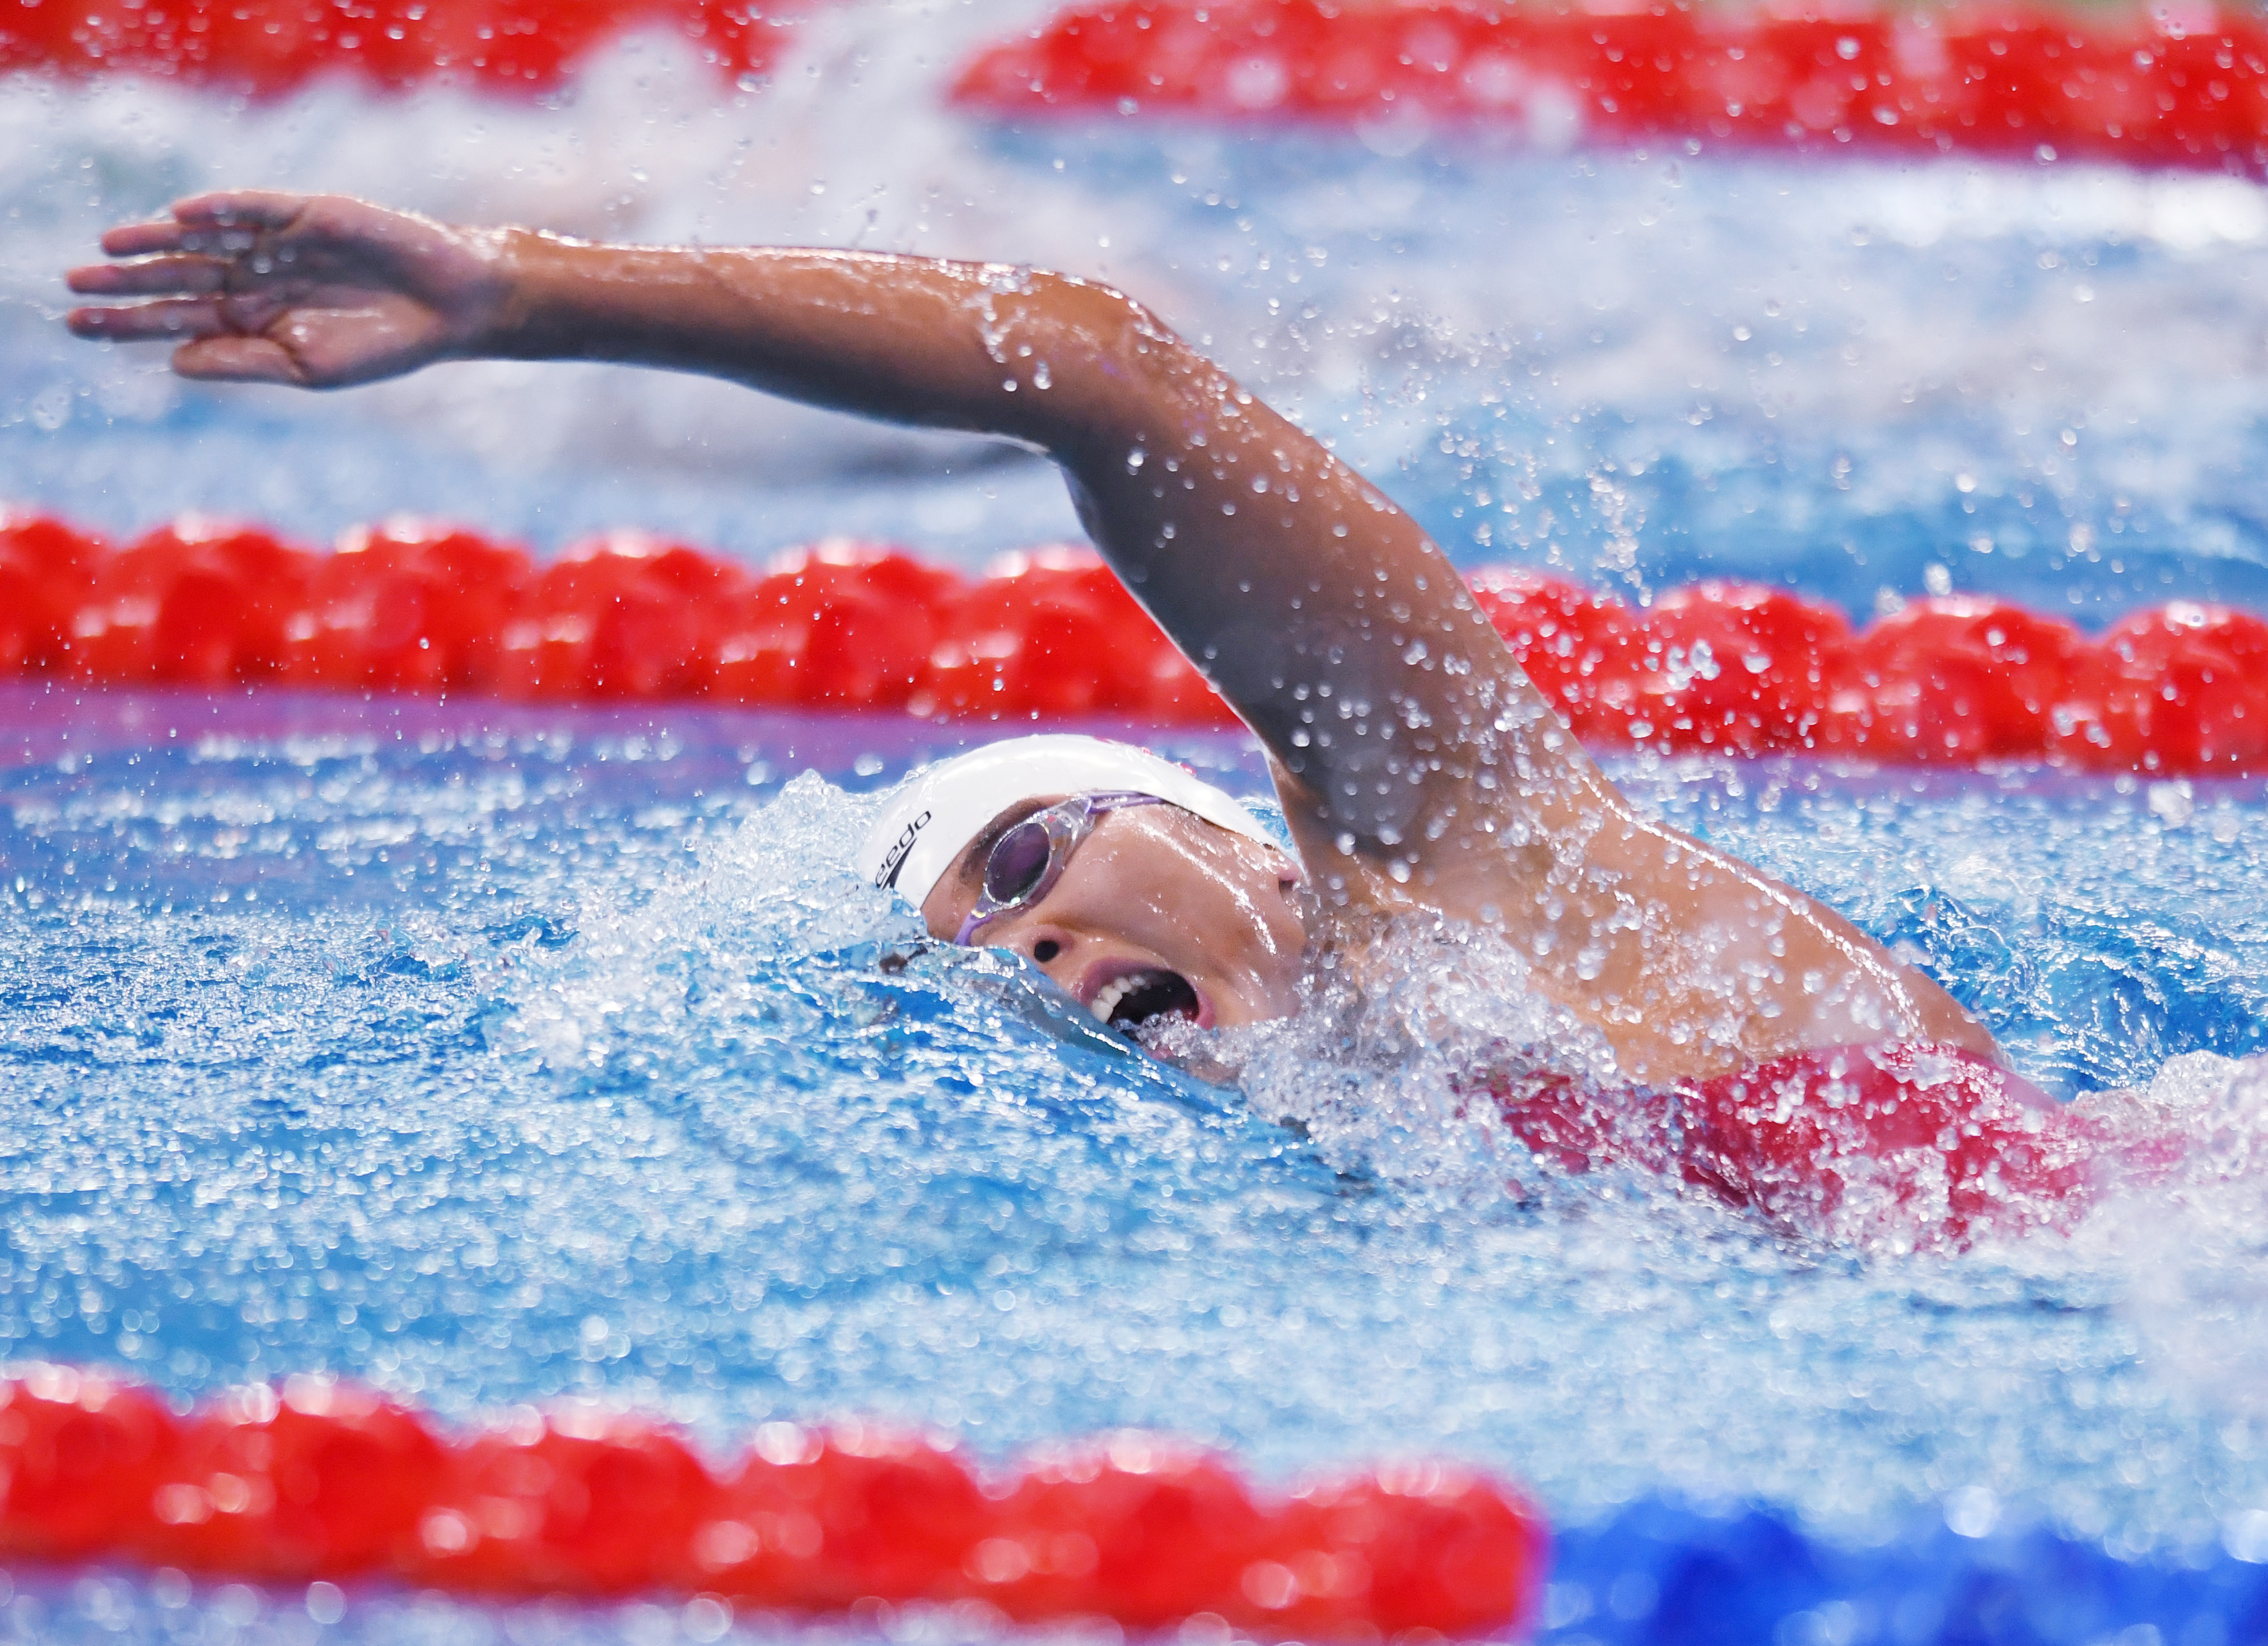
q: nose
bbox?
[1009,926,1072,967]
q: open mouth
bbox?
[1086,968,1203,1032]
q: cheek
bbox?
[1191,855,1305,966]
[1047,830,1300,966]
[1265,886,1308,954]
[920,887,976,942]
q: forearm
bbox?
[483,234,1137,446]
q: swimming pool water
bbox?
[8,1,2268,1636]
[3,678,2267,1642]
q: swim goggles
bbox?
[954,792,1166,945]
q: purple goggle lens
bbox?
[954,792,1165,945]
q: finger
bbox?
[169,190,312,232]
[100,218,200,257]
[65,298,231,343]
[67,255,233,297]
[99,190,311,258]
[101,220,267,259]
[172,335,305,385]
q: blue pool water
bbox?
[7,2,2268,1639]
[4,680,2268,1645]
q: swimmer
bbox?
[66,190,2177,1251]
[72,192,2133,1244]
[64,189,1990,1083]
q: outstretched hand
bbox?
[66,190,511,387]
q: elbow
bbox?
[1011,272,1208,456]
[1026,270,1175,357]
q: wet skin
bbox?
[920,800,1308,1032]
[66,189,1998,1080]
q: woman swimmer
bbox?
[69,192,2148,1244]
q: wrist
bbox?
[467,226,577,360]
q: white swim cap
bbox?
[855,733,1274,909]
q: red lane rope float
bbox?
[4,509,2266,773]
[0,512,1242,726]
[0,1363,1548,1636]
[11,0,2268,174]
[0,0,818,97]
[1470,570,2268,772]
[955,0,2268,173]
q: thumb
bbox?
[268,303,446,386]
[173,335,306,384]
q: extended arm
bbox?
[63,192,1586,883]
[67,191,1996,1078]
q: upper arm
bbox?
[1021,286,1606,895]
[496,243,1589,894]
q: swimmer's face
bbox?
[922,797,1307,1036]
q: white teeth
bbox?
[1089,972,1161,1022]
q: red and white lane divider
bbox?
[9,0,2268,176]
[0,0,823,97]
[3,509,2265,773]
[0,1363,1546,1635]
[956,0,2268,172]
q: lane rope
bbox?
[0,1362,1546,1635]
[0,0,821,96]
[10,0,2268,177]
[955,0,2268,174]
[4,510,2264,773]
